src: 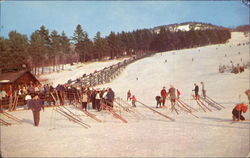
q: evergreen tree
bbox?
[29,30,45,74]
[94,31,109,60]
[60,31,71,54]
[72,24,91,62]
[7,31,29,69]
[0,37,10,69]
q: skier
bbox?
[131,95,136,107]
[91,90,97,109]
[192,83,199,100]
[155,96,161,108]
[107,88,115,107]
[28,93,44,127]
[161,87,168,107]
[0,88,7,112]
[200,82,206,98]
[168,85,176,111]
[127,90,131,101]
[232,103,248,121]
[81,92,88,111]
[95,91,101,111]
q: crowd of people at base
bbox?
[79,87,115,111]
[0,81,117,112]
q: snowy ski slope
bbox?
[1,32,249,157]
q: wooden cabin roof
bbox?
[0,70,39,84]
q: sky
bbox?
[0,1,249,40]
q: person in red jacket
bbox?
[131,95,136,107]
[232,103,248,121]
[161,87,167,106]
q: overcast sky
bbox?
[0,1,249,39]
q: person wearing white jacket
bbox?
[95,91,101,111]
[81,92,88,111]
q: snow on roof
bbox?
[0,80,10,83]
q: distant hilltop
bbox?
[234,24,250,32]
[151,22,250,34]
[152,22,230,34]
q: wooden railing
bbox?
[70,52,153,87]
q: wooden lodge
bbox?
[0,70,39,91]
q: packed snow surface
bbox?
[1,32,249,157]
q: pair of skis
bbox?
[50,92,91,128]
[0,118,11,126]
[196,98,212,112]
[55,106,91,129]
[1,111,22,124]
[136,100,175,122]
[101,102,128,123]
[176,99,199,118]
[196,96,225,112]
[74,92,102,123]
[77,107,102,123]
[217,119,250,124]
[114,98,144,119]
[200,97,222,110]
[8,92,19,111]
[206,96,225,109]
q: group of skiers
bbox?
[154,82,206,110]
[219,60,249,74]
[192,82,206,100]
[153,83,249,122]
[155,86,180,111]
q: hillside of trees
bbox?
[234,25,250,32]
[0,23,231,75]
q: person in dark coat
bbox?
[107,88,115,107]
[155,96,162,108]
[91,90,97,109]
[192,83,199,100]
[127,90,131,101]
[28,93,44,126]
